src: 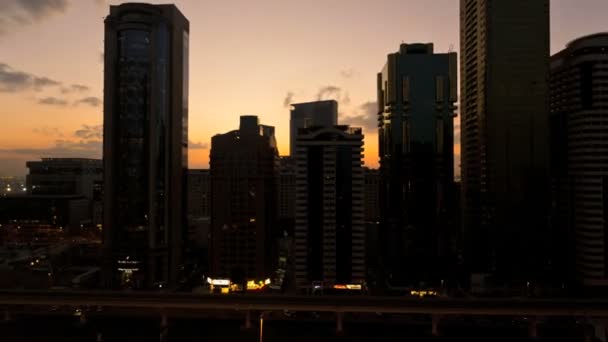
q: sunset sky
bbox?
[0,0,606,176]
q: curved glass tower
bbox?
[102,3,189,289]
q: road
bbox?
[0,290,606,317]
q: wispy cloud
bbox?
[38,97,68,106]
[189,140,209,149]
[316,85,350,106]
[316,85,341,101]
[340,101,378,132]
[74,124,102,140]
[0,0,70,36]
[32,126,63,137]
[74,96,102,107]
[340,68,357,79]
[283,91,295,108]
[0,139,102,158]
[0,63,61,92]
[61,84,90,94]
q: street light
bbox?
[259,312,264,342]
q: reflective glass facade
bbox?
[103,4,189,289]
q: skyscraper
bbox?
[294,125,365,291]
[550,33,608,287]
[187,169,210,251]
[460,0,550,282]
[102,3,189,289]
[289,100,338,155]
[377,43,457,286]
[210,116,279,282]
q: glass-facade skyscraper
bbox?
[102,3,189,289]
[460,0,550,283]
[377,43,457,287]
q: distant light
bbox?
[210,278,230,286]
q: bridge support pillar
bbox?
[160,314,169,342]
[528,317,539,339]
[431,315,441,337]
[336,312,344,334]
[245,310,252,330]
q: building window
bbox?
[402,120,410,154]
[436,118,444,154]
[402,76,410,103]
[436,76,445,102]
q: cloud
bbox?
[0,63,33,92]
[340,101,378,132]
[0,0,69,36]
[34,77,61,90]
[340,68,357,79]
[38,97,68,106]
[74,124,103,140]
[32,126,63,137]
[0,63,61,92]
[315,85,352,107]
[0,139,102,159]
[283,91,294,108]
[316,86,341,101]
[75,96,102,107]
[189,140,209,149]
[61,84,90,94]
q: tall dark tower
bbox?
[460,0,550,284]
[102,3,189,289]
[210,116,279,282]
[377,43,457,287]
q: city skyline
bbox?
[0,0,607,176]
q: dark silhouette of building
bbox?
[210,116,279,281]
[550,33,608,288]
[102,3,189,289]
[289,100,338,155]
[278,157,296,221]
[187,169,210,251]
[294,125,365,291]
[460,0,550,284]
[377,43,457,287]
[26,158,102,199]
[363,167,380,223]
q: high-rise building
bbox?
[187,169,210,250]
[294,125,365,290]
[102,3,189,289]
[26,158,102,199]
[550,33,608,287]
[278,157,296,221]
[363,167,380,223]
[210,116,279,281]
[289,100,338,155]
[377,43,457,286]
[460,0,550,282]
